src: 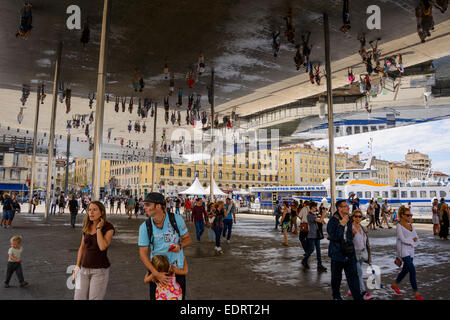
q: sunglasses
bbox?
[354,215,363,218]
[404,214,413,217]
[143,202,153,207]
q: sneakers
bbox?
[317,265,327,272]
[348,290,352,296]
[363,292,374,300]
[217,247,223,253]
[390,285,403,295]
[415,295,424,300]
[20,282,28,288]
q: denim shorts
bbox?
[2,210,14,220]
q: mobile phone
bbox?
[168,244,176,252]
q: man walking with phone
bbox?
[327,200,362,300]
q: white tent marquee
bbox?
[205,179,227,196]
[179,178,208,195]
[233,189,250,195]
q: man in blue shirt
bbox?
[327,200,362,300]
[138,192,192,300]
[222,198,236,243]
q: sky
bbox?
[312,118,450,174]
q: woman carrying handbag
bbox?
[350,210,374,300]
[391,206,423,300]
[211,201,225,253]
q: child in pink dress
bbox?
[144,255,188,300]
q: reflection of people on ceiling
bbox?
[301,31,312,67]
[294,45,304,71]
[308,62,314,84]
[169,72,175,96]
[188,94,194,110]
[314,64,322,86]
[129,97,133,114]
[17,108,24,124]
[163,58,169,79]
[357,33,367,63]
[197,53,205,75]
[16,3,32,39]
[80,20,90,46]
[415,0,435,43]
[115,97,119,113]
[434,0,448,13]
[164,96,170,124]
[272,31,280,57]
[177,88,183,107]
[283,8,295,44]
[122,97,126,112]
[348,68,355,84]
[396,53,405,74]
[340,0,351,33]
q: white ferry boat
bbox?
[250,168,449,220]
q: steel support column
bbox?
[28,84,41,213]
[45,42,63,219]
[323,13,336,213]
[91,0,111,200]
[151,103,158,192]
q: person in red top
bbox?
[191,198,208,243]
[184,198,192,222]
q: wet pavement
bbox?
[0,206,448,300]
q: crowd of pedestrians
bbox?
[271,193,447,300]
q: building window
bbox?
[232,171,236,180]
[245,172,249,180]
[13,153,21,166]
[169,167,174,176]
[178,169,183,177]
[10,170,20,180]
[187,168,191,177]
[218,170,222,179]
[160,168,165,176]
[203,169,208,178]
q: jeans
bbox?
[395,256,418,292]
[51,204,57,215]
[74,267,110,300]
[356,260,366,293]
[70,213,77,227]
[213,227,223,247]
[5,262,25,284]
[375,212,380,226]
[207,227,215,241]
[303,238,323,267]
[299,232,309,254]
[175,207,180,215]
[222,219,233,240]
[149,274,186,300]
[194,221,205,242]
[275,214,281,229]
[331,258,363,300]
